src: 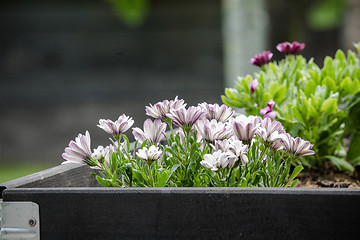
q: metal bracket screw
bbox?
[28,218,36,227]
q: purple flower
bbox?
[250,79,259,94]
[198,103,235,122]
[231,115,262,144]
[167,106,206,133]
[276,41,305,55]
[132,118,167,145]
[62,131,93,165]
[98,114,134,140]
[260,100,276,120]
[136,145,163,164]
[195,119,233,143]
[280,133,315,157]
[145,96,187,120]
[249,51,273,67]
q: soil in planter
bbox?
[295,162,360,188]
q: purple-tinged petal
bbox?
[264,111,276,120]
[249,51,273,67]
[250,79,259,93]
[259,107,270,115]
[277,41,305,55]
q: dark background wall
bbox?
[0,0,223,164]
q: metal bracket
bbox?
[0,200,40,240]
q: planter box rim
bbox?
[3,187,360,196]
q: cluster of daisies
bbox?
[62,96,314,177]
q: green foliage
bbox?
[0,164,56,183]
[222,43,360,171]
[307,0,347,30]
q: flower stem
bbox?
[227,167,234,187]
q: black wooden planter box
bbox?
[1,163,360,240]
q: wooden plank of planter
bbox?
[2,187,360,240]
[0,163,101,191]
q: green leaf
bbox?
[322,76,337,92]
[157,171,169,187]
[291,106,305,123]
[287,165,304,184]
[320,98,338,115]
[309,69,321,85]
[307,100,319,119]
[347,132,360,164]
[354,42,360,56]
[304,80,317,97]
[221,95,241,108]
[273,85,287,104]
[351,79,360,95]
[125,163,132,183]
[157,164,180,187]
[335,49,346,62]
[123,135,131,152]
[324,155,354,172]
[95,175,111,187]
[132,169,145,184]
[347,50,357,65]
[190,142,198,158]
[340,77,353,96]
[224,88,238,100]
[111,152,117,171]
[140,139,148,149]
[268,81,279,97]
[263,93,273,103]
[322,57,336,80]
[349,157,360,167]
[240,172,251,187]
[290,179,299,187]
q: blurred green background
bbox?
[0,164,56,183]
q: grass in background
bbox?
[0,164,57,183]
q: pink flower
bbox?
[249,51,273,67]
[260,100,276,120]
[250,79,259,94]
[132,119,167,145]
[62,131,93,165]
[276,41,305,55]
[145,96,186,120]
